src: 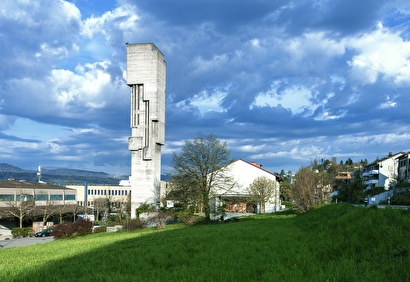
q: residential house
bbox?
[334,171,353,189]
[212,159,282,214]
[397,152,410,183]
[361,152,403,189]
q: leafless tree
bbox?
[35,201,58,226]
[5,192,35,228]
[93,198,109,222]
[71,204,87,222]
[291,167,321,213]
[247,176,277,214]
[171,134,235,221]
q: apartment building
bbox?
[361,152,403,189]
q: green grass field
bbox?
[1,204,409,281]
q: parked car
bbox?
[34,229,53,237]
[0,225,13,240]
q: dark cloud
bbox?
[0,0,409,175]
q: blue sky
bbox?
[1,0,410,176]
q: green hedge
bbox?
[11,227,32,238]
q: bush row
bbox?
[51,219,93,239]
[51,209,207,239]
[11,227,32,238]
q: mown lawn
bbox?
[1,204,409,281]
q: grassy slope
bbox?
[1,204,409,281]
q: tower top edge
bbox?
[125,42,164,56]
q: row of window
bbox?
[77,201,125,208]
[0,194,76,202]
[87,189,130,196]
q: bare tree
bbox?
[5,192,35,228]
[247,176,277,214]
[93,198,109,222]
[35,201,57,227]
[71,204,87,223]
[291,167,320,213]
[171,134,234,221]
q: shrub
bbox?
[136,202,155,218]
[51,219,92,239]
[176,211,203,226]
[148,210,174,229]
[11,227,32,238]
[93,226,107,233]
[51,223,73,239]
[72,219,93,237]
[123,218,144,231]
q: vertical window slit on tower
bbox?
[145,101,150,147]
[131,84,144,127]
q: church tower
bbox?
[126,43,166,218]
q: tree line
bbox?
[168,134,373,217]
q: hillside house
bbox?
[397,152,410,184]
[211,159,282,214]
[361,152,403,190]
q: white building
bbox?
[361,152,403,190]
[126,43,166,218]
[66,184,131,212]
[212,159,282,214]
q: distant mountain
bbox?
[0,163,25,173]
[42,168,110,177]
[0,163,127,186]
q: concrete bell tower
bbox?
[126,43,166,218]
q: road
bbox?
[0,236,54,249]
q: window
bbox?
[35,194,48,201]
[65,195,76,200]
[50,194,63,201]
[0,194,14,201]
[17,194,34,201]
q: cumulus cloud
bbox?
[1,0,410,175]
[347,23,410,84]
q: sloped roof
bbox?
[367,151,404,166]
[230,159,283,182]
[0,180,74,191]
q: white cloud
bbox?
[192,54,228,74]
[82,5,139,39]
[347,23,410,84]
[190,90,227,114]
[378,96,397,109]
[252,82,317,115]
[51,60,122,111]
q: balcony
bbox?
[362,170,379,177]
[363,179,378,185]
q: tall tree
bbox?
[247,176,278,214]
[291,167,319,213]
[171,134,234,221]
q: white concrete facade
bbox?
[66,184,131,209]
[126,43,166,218]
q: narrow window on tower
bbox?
[145,100,150,148]
[131,85,137,127]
